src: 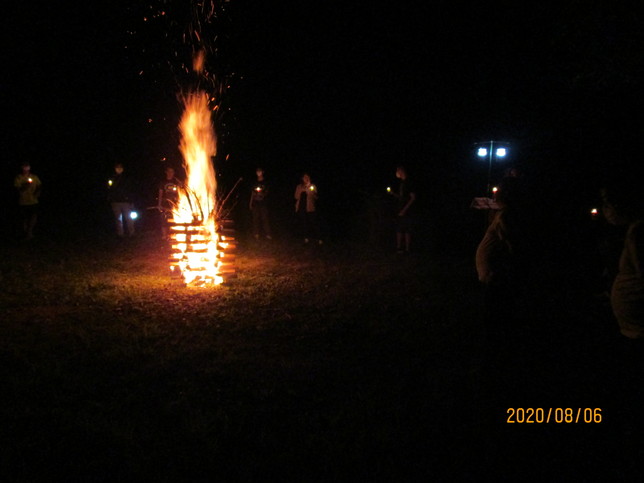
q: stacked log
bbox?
[167,218,236,285]
[216,218,236,281]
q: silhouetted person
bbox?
[593,187,629,296]
[249,167,272,240]
[475,176,532,393]
[14,162,41,240]
[294,173,321,244]
[602,180,644,440]
[107,162,135,238]
[388,166,416,253]
[157,166,182,240]
[602,184,644,339]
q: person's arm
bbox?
[399,192,415,216]
[14,175,29,191]
[475,217,503,283]
[33,177,42,198]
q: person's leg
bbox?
[124,203,135,236]
[300,211,309,242]
[161,216,168,240]
[251,207,260,238]
[161,211,171,240]
[260,205,271,238]
[308,211,321,242]
[26,211,37,239]
[112,203,124,237]
[19,206,28,238]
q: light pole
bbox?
[476,141,508,196]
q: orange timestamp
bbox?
[506,408,602,424]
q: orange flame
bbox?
[169,91,223,286]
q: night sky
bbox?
[2,1,644,238]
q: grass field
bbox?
[0,228,640,480]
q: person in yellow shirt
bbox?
[13,162,42,240]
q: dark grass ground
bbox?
[1,221,642,481]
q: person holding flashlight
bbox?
[294,173,321,244]
[249,167,272,240]
[107,162,135,238]
[14,162,42,240]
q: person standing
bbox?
[294,173,321,244]
[605,185,644,339]
[14,162,42,240]
[107,162,135,238]
[249,167,272,240]
[388,165,416,253]
[602,180,644,439]
[157,166,182,240]
[475,176,532,404]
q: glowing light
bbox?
[496,148,507,157]
[492,187,498,193]
[591,208,598,216]
[130,211,139,220]
[477,147,488,157]
[28,178,33,183]
[108,180,113,186]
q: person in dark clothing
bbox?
[475,176,534,404]
[294,173,321,244]
[601,180,644,441]
[107,162,135,238]
[249,168,272,240]
[476,176,532,329]
[157,166,182,239]
[388,166,416,253]
[14,162,42,240]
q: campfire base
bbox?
[168,218,236,286]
